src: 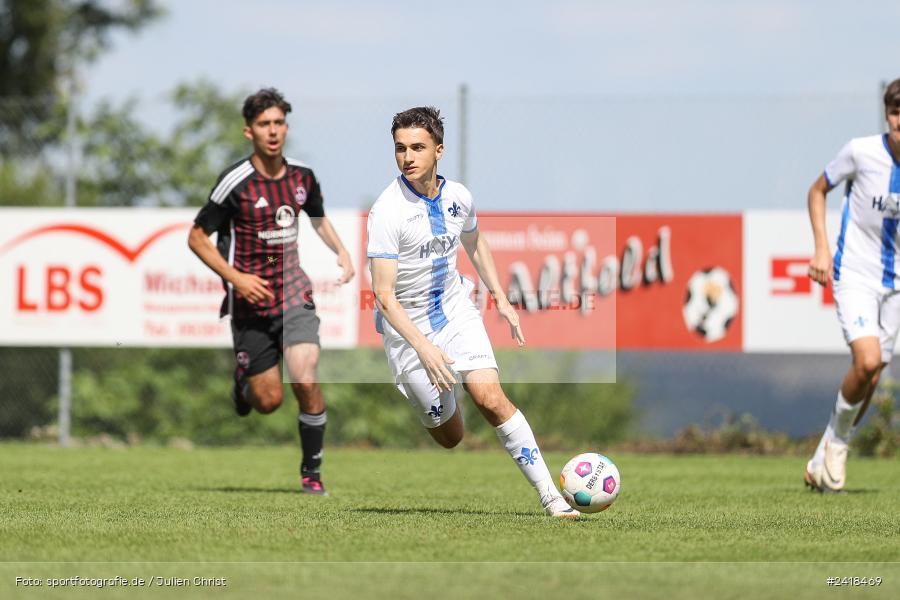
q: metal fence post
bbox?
[58,71,78,447]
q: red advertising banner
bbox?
[357,212,743,351]
[462,214,617,349]
[613,214,742,351]
[1,208,743,351]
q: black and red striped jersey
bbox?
[194,156,326,319]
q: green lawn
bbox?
[1,443,899,599]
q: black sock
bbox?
[298,410,326,478]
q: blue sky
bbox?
[82,0,900,210]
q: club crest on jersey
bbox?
[275,205,295,227]
[447,201,461,218]
[294,185,307,205]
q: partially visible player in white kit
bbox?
[367,106,578,517]
[805,78,900,492]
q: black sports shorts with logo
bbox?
[231,302,320,377]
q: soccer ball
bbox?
[559,453,621,513]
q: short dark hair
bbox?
[242,88,292,124]
[391,106,444,144]
[885,78,900,111]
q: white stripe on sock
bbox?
[299,411,327,427]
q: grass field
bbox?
[2,443,899,599]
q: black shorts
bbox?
[231,305,320,376]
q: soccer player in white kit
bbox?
[805,78,900,492]
[367,106,579,517]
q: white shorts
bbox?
[833,278,900,362]
[382,298,498,428]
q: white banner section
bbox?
[743,210,845,353]
[0,208,360,348]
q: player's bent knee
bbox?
[854,357,882,380]
[253,389,284,414]
[255,399,282,414]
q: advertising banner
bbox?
[613,214,743,351]
[0,208,360,348]
[4,208,853,353]
[743,210,844,353]
[357,213,743,351]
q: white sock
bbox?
[495,409,557,501]
[810,391,861,469]
[831,390,862,444]
[809,423,834,470]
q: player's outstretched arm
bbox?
[310,216,355,284]
[807,174,833,287]
[461,230,525,346]
[370,257,456,391]
[187,225,274,304]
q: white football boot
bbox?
[541,494,581,518]
[804,461,825,492]
[821,438,849,491]
[805,438,848,493]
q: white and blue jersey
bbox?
[827,134,900,289]
[367,175,478,335]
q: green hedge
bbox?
[2,347,634,449]
[0,348,59,437]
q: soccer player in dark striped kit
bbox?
[188,88,354,495]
